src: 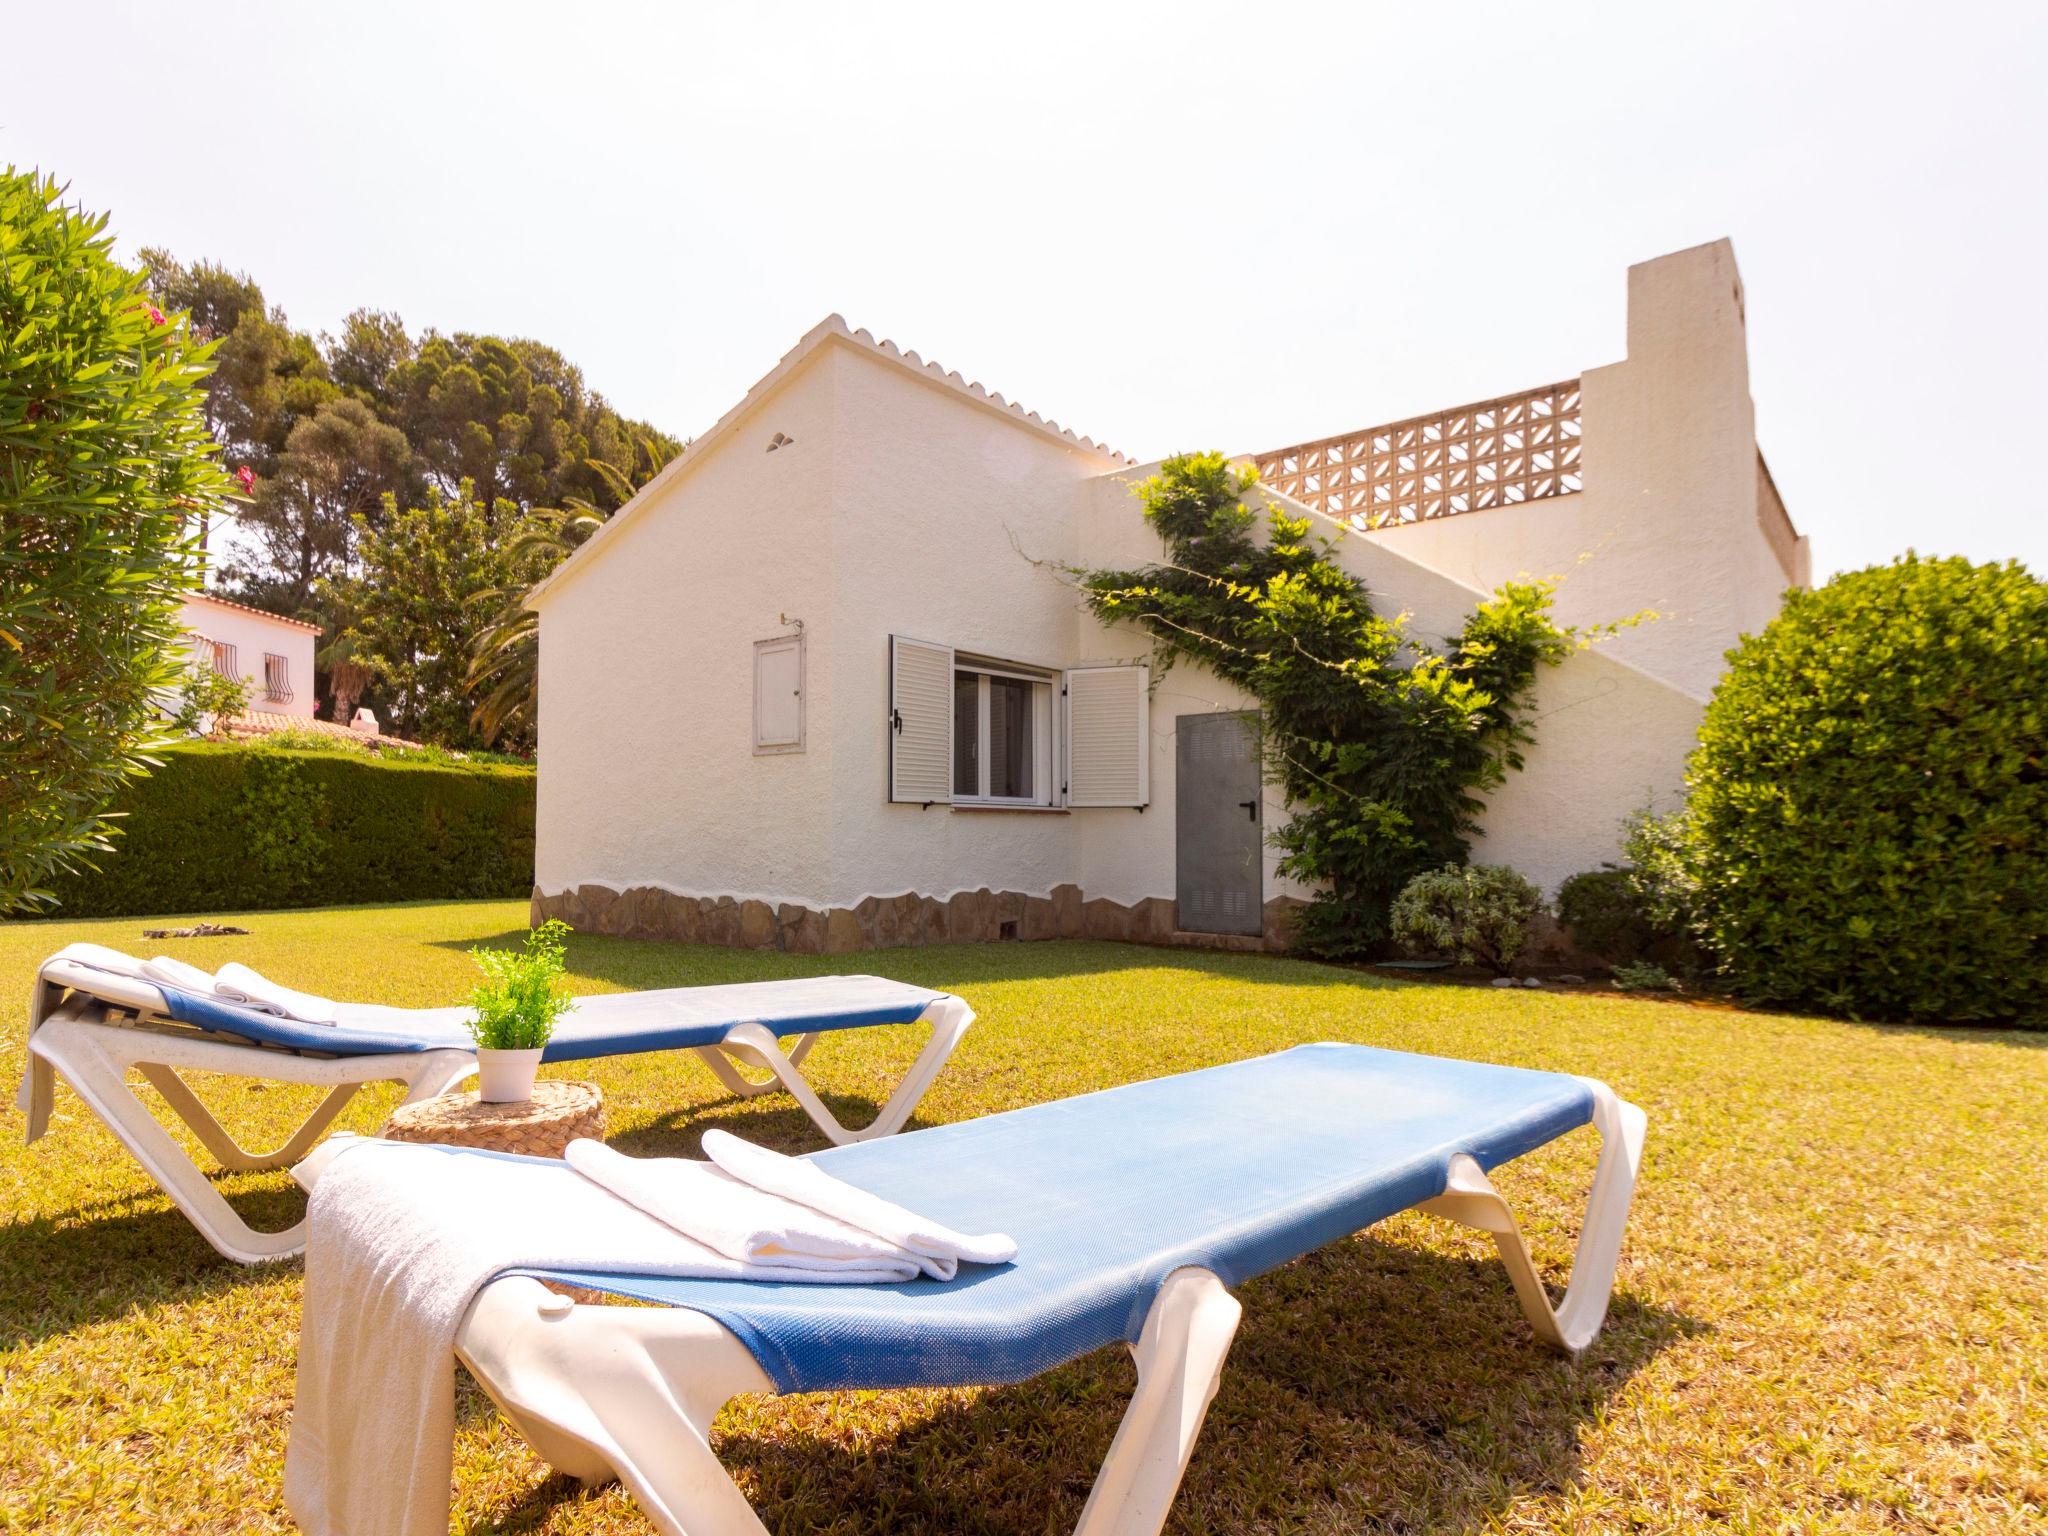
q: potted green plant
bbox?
[465,919,576,1102]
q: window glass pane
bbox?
[953,672,980,797]
[989,676,1034,798]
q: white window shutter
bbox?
[889,635,954,803]
[1064,664,1149,807]
[754,636,804,753]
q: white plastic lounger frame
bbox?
[691,1004,973,1146]
[22,964,974,1264]
[419,1077,1646,1536]
[28,991,476,1265]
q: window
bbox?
[888,635,1148,809]
[261,653,293,704]
[203,638,238,679]
[951,663,1054,804]
[753,635,805,753]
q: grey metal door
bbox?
[1176,712,1263,935]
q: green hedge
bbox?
[39,743,535,918]
[1688,554,2047,1026]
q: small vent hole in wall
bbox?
[766,431,795,452]
[997,920,1019,941]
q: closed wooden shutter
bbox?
[754,636,804,752]
[1064,664,1149,807]
[889,635,954,803]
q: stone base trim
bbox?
[531,883,1306,956]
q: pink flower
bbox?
[147,306,166,327]
[236,465,255,493]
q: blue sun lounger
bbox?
[19,950,973,1264]
[329,1044,1645,1536]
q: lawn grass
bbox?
[2,899,2044,1534]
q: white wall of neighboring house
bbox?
[528,241,1791,950]
[178,593,319,719]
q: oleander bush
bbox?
[37,742,534,917]
[1390,863,1545,976]
[1687,554,2047,1025]
[0,168,230,912]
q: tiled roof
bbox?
[827,318,1130,464]
[184,591,322,633]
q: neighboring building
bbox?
[527,240,1805,953]
[178,591,320,720]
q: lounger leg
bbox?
[1075,1267,1243,1536]
[1417,1081,1649,1356]
[690,1036,815,1100]
[456,1277,778,1536]
[705,998,973,1146]
[454,1268,1239,1536]
[29,1005,476,1264]
[134,1067,362,1172]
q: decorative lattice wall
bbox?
[1253,380,1582,527]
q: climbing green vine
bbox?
[1080,452,1579,957]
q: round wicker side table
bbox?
[381,1079,605,1158]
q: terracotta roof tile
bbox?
[184,592,322,633]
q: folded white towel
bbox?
[140,954,221,994]
[286,1136,915,1536]
[211,961,338,1024]
[44,942,160,983]
[703,1127,1017,1280]
[40,943,221,1000]
[563,1138,924,1281]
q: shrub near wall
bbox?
[1689,554,2047,1026]
[39,744,535,918]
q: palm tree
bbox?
[465,436,674,746]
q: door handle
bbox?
[1238,800,1258,822]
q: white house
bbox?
[527,239,1804,953]
[179,591,320,720]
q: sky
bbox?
[6,1,2044,579]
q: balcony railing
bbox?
[1254,379,1582,528]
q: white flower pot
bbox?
[475,1047,543,1103]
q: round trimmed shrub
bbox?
[1688,554,2047,1025]
[1391,863,1544,975]
[1555,868,1655,963]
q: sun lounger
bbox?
[300,1043,1645,1536]
[17,950,973,1264]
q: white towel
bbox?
[42,943,221,998]
[703,1128,1017,1279]
[285,1136,913,1536]
[211,961,338,1024]
[42,941,161,984]
[140,954,221,994]
[563,1138,924,1280]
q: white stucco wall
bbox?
[1356,239,1806,700]
[1075,470,1703,905]
[533,351,840,905]
[179,594,317,718]
[819,342,1120,908]
[534,315,1707,925]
